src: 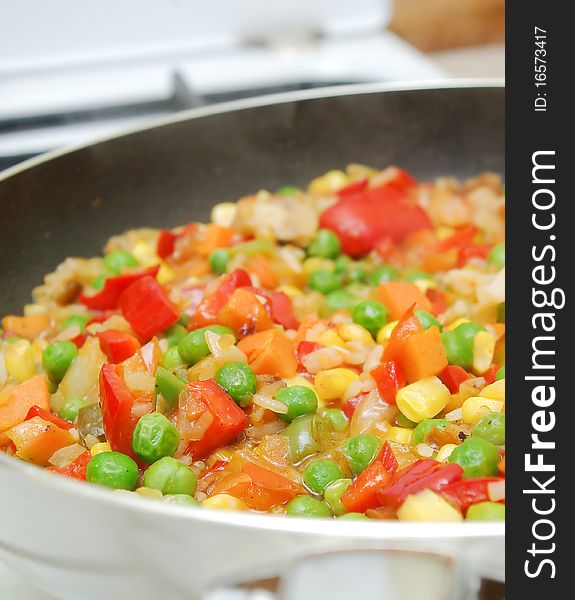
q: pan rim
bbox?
[0,77,503,186]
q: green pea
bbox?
[411,419,449,446]
[334,255,352,275]
[455,321,486,344]
[406,270,434,283]
[61,315,89,333]
[307,229,341,259]
[132,412,180,463]
[215,361,257,407]
[466,502,505,521]
[352,301,388,336]
[324,478,352,516]
[58,397,88,422]
[368,265,398,286]
[343,434,381,475]
[285,495,332,518]
[144,456,197,495]
[42,341,79,384]
[163,494,201,507]
[178,325,235,365]
[396,412,417,428]
[282,415,319,463]
[155,367,186,410]
[163,324,187,347]
[495,366,505,381]
[441,330,473,369]
[320,408,349,432]
[90,274,108,290]
[104,250,139,274]
[308,270,341,295]
[177,314,191,328]
[208,248,231,275]
[448,437,500,478]
[163,346,186,370]
[488,244,505,268]
[338,512,369,520]
[275,386,318,422]
[87,452,139,490]
[276,186,300,197]
[303,460,345,495]
[5,336,22,344]
[415,310,442,331]
[472,412,505,446]
[325,290,359,313]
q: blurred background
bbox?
[0,0,504,172]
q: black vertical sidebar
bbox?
[506,2,570,597]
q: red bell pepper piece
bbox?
[182,379,247,459]
[342,393,367,419]
[370,360,405,405]
[190,269,252,329]
[438,226,478,252]
[99,363,139,459]
[79,265,160,310]
[439,365,472,394]
[268,292,299,330]
[382,305,422,362]
[337,178,368,197]
[25,405,74,431]
[237,462,304,510]
[339,442,398,514]
[296,341,323,371]
[46,451,92,481]
[457,244,492,267]
[377,460,464,508]
[119,276,178,340]
[441,477,504,513]
[157,230,177,259]
[319,182,431,257]
[97,330,141,364]
[483,363,500,385]
[425,288,448,316]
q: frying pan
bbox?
[0,81,504,600]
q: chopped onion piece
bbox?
[0,353,7,385]
[245,420,287,438]
[124,370,155,393]
[53,324,81,341]
[252,393,288,415]
[416,443,434,458]
[445,408,463,422]
[205,330,246,362]
[187,411,214,441]
[48,443,86,468]
[363,345,384,373]
[488,480,505,502]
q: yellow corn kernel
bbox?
[308,170,348,195]
[383,426,412,445]
[210,202,237,227]
[132,241,159,267]
[90,442,112,456]
[396,376,450,424]
[413,279,437,294]
[303,257,335,275]
[398,490,463,522]
[277,285,303,300]
[446,318,470,331]
[314,368,359,402]
[202,494,247,511]
[338,323,375,346]
[135,487,163,499]
[157,262,175,285]
[472,331,496,375]
[436,443,458,463]
[479,379,505,401]
[436,226,456,241]
[461,396,504,425]
[31,338,49,363]
[23,303,48,317]
[376,320,399,344]
[5,340,36,382]
[206,448,234,467]
[315,329,346,348]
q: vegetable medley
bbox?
[0,165,505,521]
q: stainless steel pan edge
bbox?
[0,81,504,599]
